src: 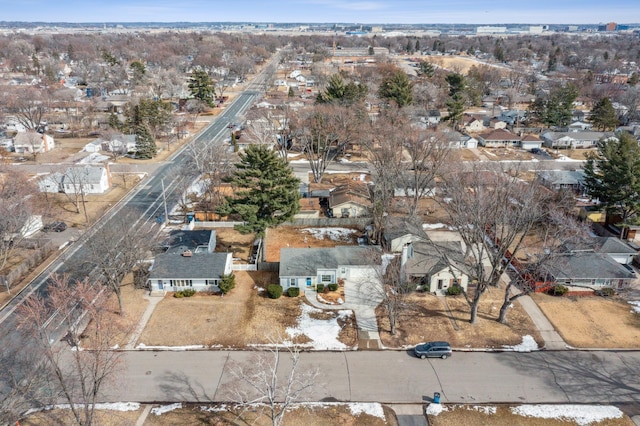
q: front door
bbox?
[306,277,312,287]
[158,280,164,290]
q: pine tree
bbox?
[590,97,618,130]
[134,124,157,159]
[443,73,466,127]
[583,133,640,225]
[188,68,216,107]
[378,69,413,107]
[222,145,300,235]
[316,73,367,106]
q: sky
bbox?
[1,0,639,25]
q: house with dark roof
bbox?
[519,134,543,151]
[279,246,380,290]
[536,170,585,193]
[402,240,470,295]
[565,237,638,265]
[148,251,232,293]
[328,185,371,218]
[542,252,635,290]
[148,229,232,293]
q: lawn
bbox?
[531,293,640,348]
[377,286,542,349]
[427,404,632,426]
[137,270,357,348]
[213,227,256,263]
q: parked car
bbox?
[43,221,67,232]
[414,341,452,359]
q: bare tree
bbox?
[292,104,364,183]
[81,210,158,315]
[3,86,49,131]
[60,166,90,225]
[0,167,37,293]
[400,128,451,217]
[15,274,124,425]
[223,340,319,426]
[438,164,549,324]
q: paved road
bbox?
[0,51,283,345]
[105,350,640,407]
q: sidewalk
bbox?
[125,292,165,350]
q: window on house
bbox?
[321,275,332,283]
[437,279,445,289]
[290,278,297,286]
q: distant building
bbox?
[598,22,618,32]
[476,26,507,34]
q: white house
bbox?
[541,131,616,149]
[84,139,103,153]
[148,251,233,293]
[55,165,112,194]
[13,132,55,153]
[101,135,137,154]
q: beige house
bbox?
[328,185,371,218]
[295,197,322,219]
[402,240,470,295]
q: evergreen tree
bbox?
[378,69,413,107]
[222,145,300,235]
[416,61,435,78]
[443,73,466,127]
[188,69,216,107]
[406,39,414,53]
[583,133,640,225]
[134,124,157,159]
[316,73,367,106]
[529,84,577,127]
[590,97,618,130]
[415,39,420,52]
[219,273,236,295]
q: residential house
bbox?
[565,237,637,265]
[13,131,55,154]
[500,110,527,126]
[540,131,616,149]
[296,197,322,219]
[38,172,65,193]
[57,165,112,195]
[442,130,478,149]
[402,240,470,295]
[461,113,486,133]
[484,118,507,130]
[101,135,137,154]
[149,229,232,293]
[84,139,103,153]
[279,246,380,290]
[477,129,520,148]
[520,134,543,151]
[542,252,635,290]
[568,121,593,131]
[329,185,371,218]
[425,110,442,126]
[383,217,428,253]
[148,251,232,293]
[536,170,585,193]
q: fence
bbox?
[192,221,246,228]
[284,217,371,227]
[232,264,258,271]
[258,262,280,272]
[1,239,56,291]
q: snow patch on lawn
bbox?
[556,155,582,162]
[25,402,140,415]
[426,403,448,416]
[348,402,385,419]
[136,343,206,350]
[151,403,182,415]
[503,335,538,352]
[302,227,357,241]
[511,404,624,425]
[629,300,640,314]
[286,303,352,350]
[302,402,385,419]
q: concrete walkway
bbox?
[125,292,165,350]
[304,278,384,349]
[517,294,569,350]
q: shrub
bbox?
[287,287,300,297]
[328,283,339,292]
[596,287,615,297]
[174,288,196,298]
[551,285,569,296]
[316,284,324,293]
[219,273,236,295]
[267,284,283,299]
[446,286,462,296]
